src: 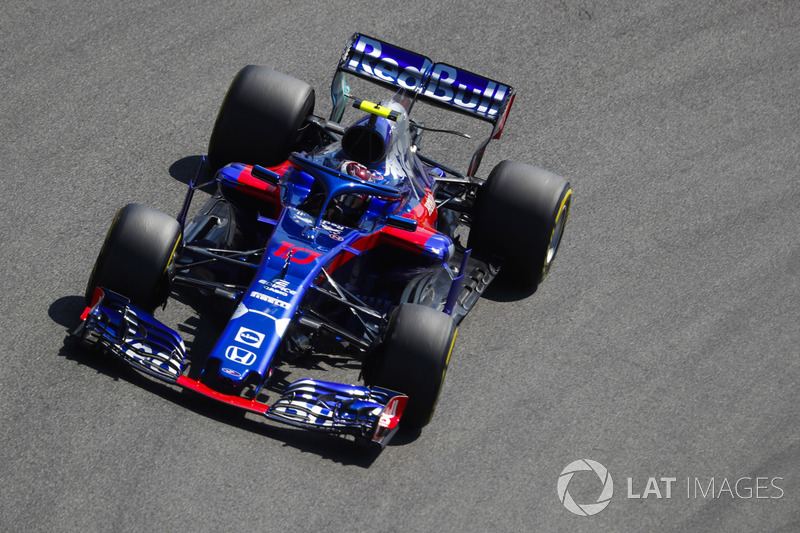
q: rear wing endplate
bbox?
[331,34,516,176]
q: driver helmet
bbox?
[341,160,374,182]
[337,160,375,212]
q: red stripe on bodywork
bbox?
[81,287,106,320]
[408,189,437,229]
[232,164,286,212]
[177,376,270,414]
[327,221,438,272]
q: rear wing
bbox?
[330,34,516,176]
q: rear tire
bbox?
[365,304,457,429]
[85,204,181,313]
[469,160,572,290]
[208,65,315,171]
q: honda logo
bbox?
[225,345,257,366]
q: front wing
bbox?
[74,289,407,447]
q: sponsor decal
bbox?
[250,291,291,309]
[221,367,243,378]
[347,35,432,92]
[289,209,315,226]
[225,345,257,366]
[344,34,510,120]
[260,278,297,297]
[321,221,345,240]
[321,220,345,234]
[378,395,406,430]
[422,64,509,119]
[234,326,265,348]
[422,191,436,216]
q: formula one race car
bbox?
[75,34,572,447]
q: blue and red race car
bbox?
[75,34,572,447]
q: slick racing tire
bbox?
[208,65,315,171]
[85,204,182,313]
[468,160,572,290]
[366,304,457,429]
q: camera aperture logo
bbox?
[557,459,614,516]
[557,459,785,517]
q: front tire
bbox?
[207,65,315,171]
[469,160,572,290]
[85,204,182,313]
[365,304,457,429]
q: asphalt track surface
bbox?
[1,1,798,532]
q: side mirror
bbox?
[386,215,417,232]
[251,165,281,186]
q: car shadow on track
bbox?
[168,155,211,186]
[480,274,537,302]
[48,294,411,467]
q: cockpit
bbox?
[282,95,416,230]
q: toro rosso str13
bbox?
[75,34,572,447]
